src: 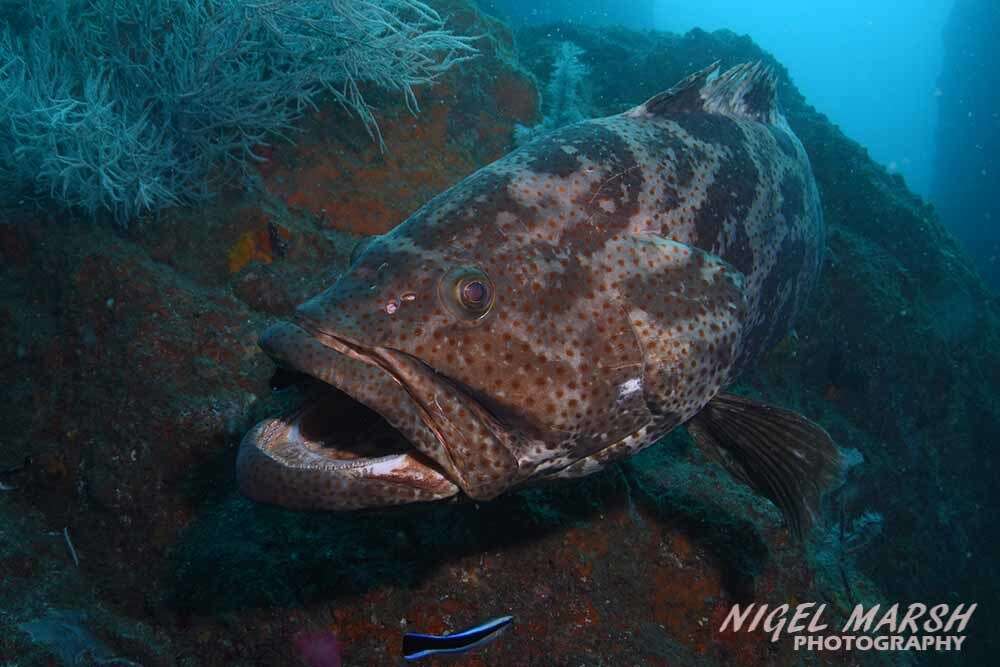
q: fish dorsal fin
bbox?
[702,61,780,123]
[638,61,721,115]
[635,61,781,124]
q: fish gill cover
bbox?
[0,0,476,225]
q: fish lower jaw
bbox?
[236,390,459,511]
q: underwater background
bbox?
[0,0,997,665]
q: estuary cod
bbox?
[238,62,839,536]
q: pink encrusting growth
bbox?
[238,62,840,538]
[293,629,343,667]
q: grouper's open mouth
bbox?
[237,319,515,511]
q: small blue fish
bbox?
[402,615,513,662]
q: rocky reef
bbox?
[1,3,997,665]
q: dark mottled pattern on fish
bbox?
[238,62,825,509]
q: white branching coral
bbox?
[515,40,588,146]
[0,0,477,224]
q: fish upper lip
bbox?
[290,315,380,365]
[288,315,519,498]
[288,315,470,484]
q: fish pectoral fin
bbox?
[686,392,841,540]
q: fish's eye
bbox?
[460,279,488,309]
[440,266,495,321]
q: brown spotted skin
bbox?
[238,63,824,508]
